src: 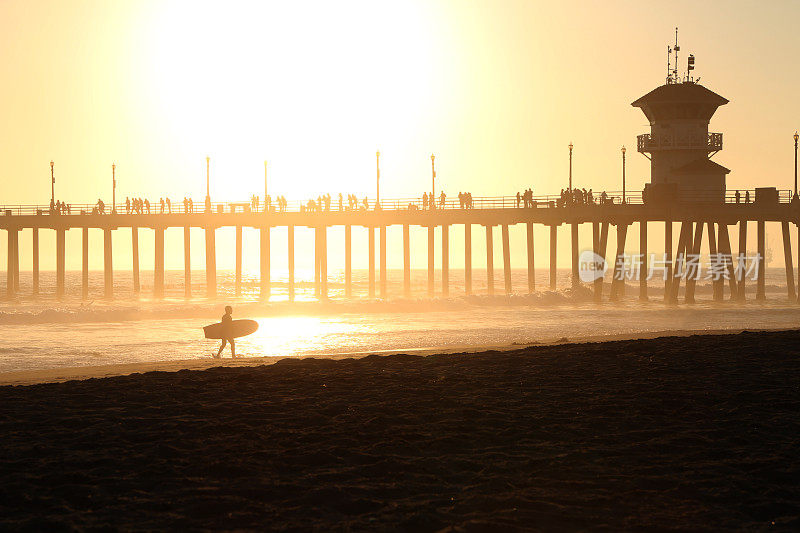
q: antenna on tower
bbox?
[673,27,680,83]
[667,45,672,84]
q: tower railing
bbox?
[637,132,723,153]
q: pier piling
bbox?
[132,227,140,295]
[260,227,270,299]
[571,222,579,289]
[81,227,89,300]
[368,227,375,298]
[183,227,191,298]
[639,220,648,301]
[782,221,795,301]
[502,224,511,295]
[235,226,242,297]
[442,224,449,297]
[287,225,295,301]
[526,222,535,293]
[737,220,747,302]
[428,226,435,297]
[103,228,112,299]
[756,220,766,301]
[402,224,410,297]
[486,225,494,295]
[549,225,557,291]
[205,227,216,299]
[345,225,352,297]
[32,228,39,296]
[380,226,386,299]
[465,223,472,295]
[154,227,165,298]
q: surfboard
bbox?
[203,319,259,339]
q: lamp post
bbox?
[621,146,627,204]
[794,131,798,199]
[50,161,55,209]
[376,150,380,207]
[430,154,436,209]
[205,156,211,212]
[112,163,116,213]
[568,142,573,191]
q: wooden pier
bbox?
[2,191,799,303]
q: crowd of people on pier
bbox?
[41,186,780,217]
[49,200,71,215]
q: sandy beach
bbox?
[1,330,799,530]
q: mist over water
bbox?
[1,268,799,373]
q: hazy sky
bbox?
[2,0,799,273]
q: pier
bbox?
[3,190,800,304]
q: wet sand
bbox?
[1,330,799,530]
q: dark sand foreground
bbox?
[1,331,799,531]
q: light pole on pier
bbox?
[430,154,436,209]
[112,163,116,213]
[50,161,55,209]
[568,142,573,191]
[205,156,211,212]
[794,131,798,199]
[621,146,626,204]
[376,150,380,208]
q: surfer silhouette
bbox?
[216,306,235,358]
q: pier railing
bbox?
[0,189,792,217]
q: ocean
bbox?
[2,268,799,374]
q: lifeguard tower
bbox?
[633,30,729,203]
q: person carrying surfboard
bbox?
[215,306,236,358]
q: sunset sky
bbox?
[2,0,800,273]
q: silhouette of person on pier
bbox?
[215,305,236,358]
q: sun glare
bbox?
[142,1,439,200]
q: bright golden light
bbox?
[142,1,439,200]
